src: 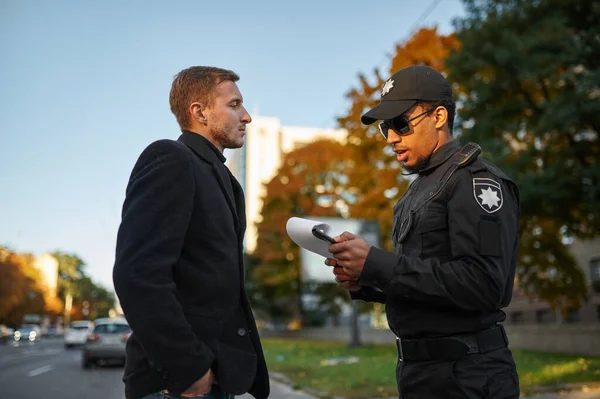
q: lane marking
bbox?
[0,348,62,364]
[28,365,53,377]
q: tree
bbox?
[252,139,354,324]
[52,251,86,301]
[251,28,460,324]
[446,0,599,312]
[52,251,115,320]
[0,247,46,327]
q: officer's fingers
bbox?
[335,273,355,283]
[336,231,357,241]
[324,258,337,267]
[335,270,359,282]
[339,281,360,291]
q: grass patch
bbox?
[261,337,600,398]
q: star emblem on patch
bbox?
[473,178,503,213]
[382,79,394,96]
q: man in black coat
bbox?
[113,66,269,399]
[327,65,520,398]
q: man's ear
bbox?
[190,102,208,125]
[434,106,448,130]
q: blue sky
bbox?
[0,0,464,291]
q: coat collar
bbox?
[177,131,242,236]
[178,131,226,164]
[418,139,461,175]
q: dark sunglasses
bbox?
[378,108,434,139]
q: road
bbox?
[0,338,316,399]
[1,338,597,399]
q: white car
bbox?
[64,320,93,348]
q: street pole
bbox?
[348,300,361,348]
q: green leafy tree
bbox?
[446,0,599,312]
[52,251,86,300]
[52,251,115,320]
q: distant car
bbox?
[0,324,11,344]
[45,327,59,337]
[14,325,41,342]
[82,318,130,369]
[64,320,93,348]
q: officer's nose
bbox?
[387,129,401,145]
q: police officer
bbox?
[326,65,520,398]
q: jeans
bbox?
[141,390,234,399]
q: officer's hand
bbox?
[325,258,361,291]
[328,232,372,278]
[181,368,215,397]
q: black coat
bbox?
[352,140,520,338]
[113,131,269,399]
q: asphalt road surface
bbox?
[0,338,316,399]
[2,338,597,399]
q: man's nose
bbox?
[241,106,252,123]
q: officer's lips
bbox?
[394,148,408,162]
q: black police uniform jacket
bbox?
[113,132,269,399]
[352,140,520,339]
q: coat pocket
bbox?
[184,313,223,347]
[215,341,257,395]
[418,212,451,258]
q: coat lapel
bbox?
[228,170,246,236]
[177,133,240,235]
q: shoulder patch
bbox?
[473,178,503,213]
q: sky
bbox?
[0,0,465,291]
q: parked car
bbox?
[82,318,130,369]
[45,327,59,337]
[64,320,93,348]
[13,324,41,342]
[0,324,12,344]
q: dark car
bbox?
[82,318,130,368]
[14,325,41,342]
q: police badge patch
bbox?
[473,178,503,213]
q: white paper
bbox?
[286,217,335,258]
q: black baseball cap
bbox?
[361,65,452,125]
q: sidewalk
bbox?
[524,390,600,399]
[238,378,317,399]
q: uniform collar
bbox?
[418,139,461,175]
[179,130,227,164]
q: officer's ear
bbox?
[433,106,448,130]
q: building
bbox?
[504,237,600,325]
[227,115,347,253]
[33,253,59,297]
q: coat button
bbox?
[237,328,246,337]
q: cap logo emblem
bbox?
[382,79,394,96]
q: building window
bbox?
[536,309,555,324]
[510,311,524,324]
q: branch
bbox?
[537,77,551,102]
[506,63,541,115]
